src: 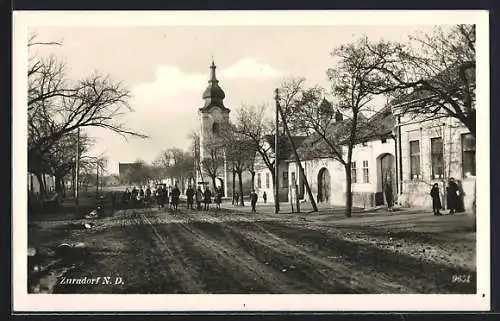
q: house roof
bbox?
[290,105,395,161]
[263,134,308,161]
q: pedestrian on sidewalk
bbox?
[262,191,267,204]
[250,190,258,213]
[384,181,394,212]
[430,183,442,215]
[446,178,460,214]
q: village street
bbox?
[28,199,476,294]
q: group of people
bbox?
[121,186,152,208]
[184,185,224,211]
[430,177,462,216]
[154,184,181,210]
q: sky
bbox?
[30,24,438,174]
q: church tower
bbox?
[197,61,230,196]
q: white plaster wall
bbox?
[398,116,476,211]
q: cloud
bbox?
[132,66,206,102]
[221,57,282,79]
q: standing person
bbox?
[384,181,394,212]
[196,186,203,211]
[235,192,240,207]
[262,191,267,204]
[447,178,460,214]
[145,186,152,206]
[430,183,442,216]
[185,185,195,210]
[215,186,222,210]
[171,184,180,211]
[156,186,166,210]
[203,186,212,211]
[250,190,258,213]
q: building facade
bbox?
[394,113,476,211]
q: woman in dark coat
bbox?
[447,178,460,214]
[430,183,442,215]
[171,185,180,211]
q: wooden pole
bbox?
[274,89,280,214]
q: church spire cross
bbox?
[209,60,218,83]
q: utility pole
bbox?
[96,161,99,197]
[274,88,280,213]
[75,127,80,214]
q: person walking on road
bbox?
[262,191,267,204]
[171,184,180,211]
[186,185,195,210]
[215,186,223,210]
[203,186,212,211]
[196,186,203,211]
[430,183,442,216]
[250,190,258,213]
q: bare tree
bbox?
[359,25,476,136]
[200,137,224,192]
[27,34,148,193]
[277,82,318,212]
[234,104,280,207]
[284,37,387,218]
[222,123,257,206]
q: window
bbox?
[265,173,270,188]
[461,133,476,177]
[430,137,444,179]
[362,142,368,147]
[291,172,296,185]
[351,162,357,183]
[282,171,289,188]
[409,140,420,179]
[257,173,262,189]
[381,138,387,144]
[362,160,369,183]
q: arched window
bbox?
[212,122,220,135]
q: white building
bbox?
[286,104,398,208]
[392,105,476,212]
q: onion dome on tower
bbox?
[199,60,230,112]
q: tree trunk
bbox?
[211,176,217,192]
[55,174,63,195]
[250,171,256,188]
[35,172,45,197]
[344,164,353,218]
[232,169,236,205]
[238,171,244,206]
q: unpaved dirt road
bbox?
[29,206,476,294]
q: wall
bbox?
[285,138,397,208]
[397,115,475,211]
[253,148,289,203]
